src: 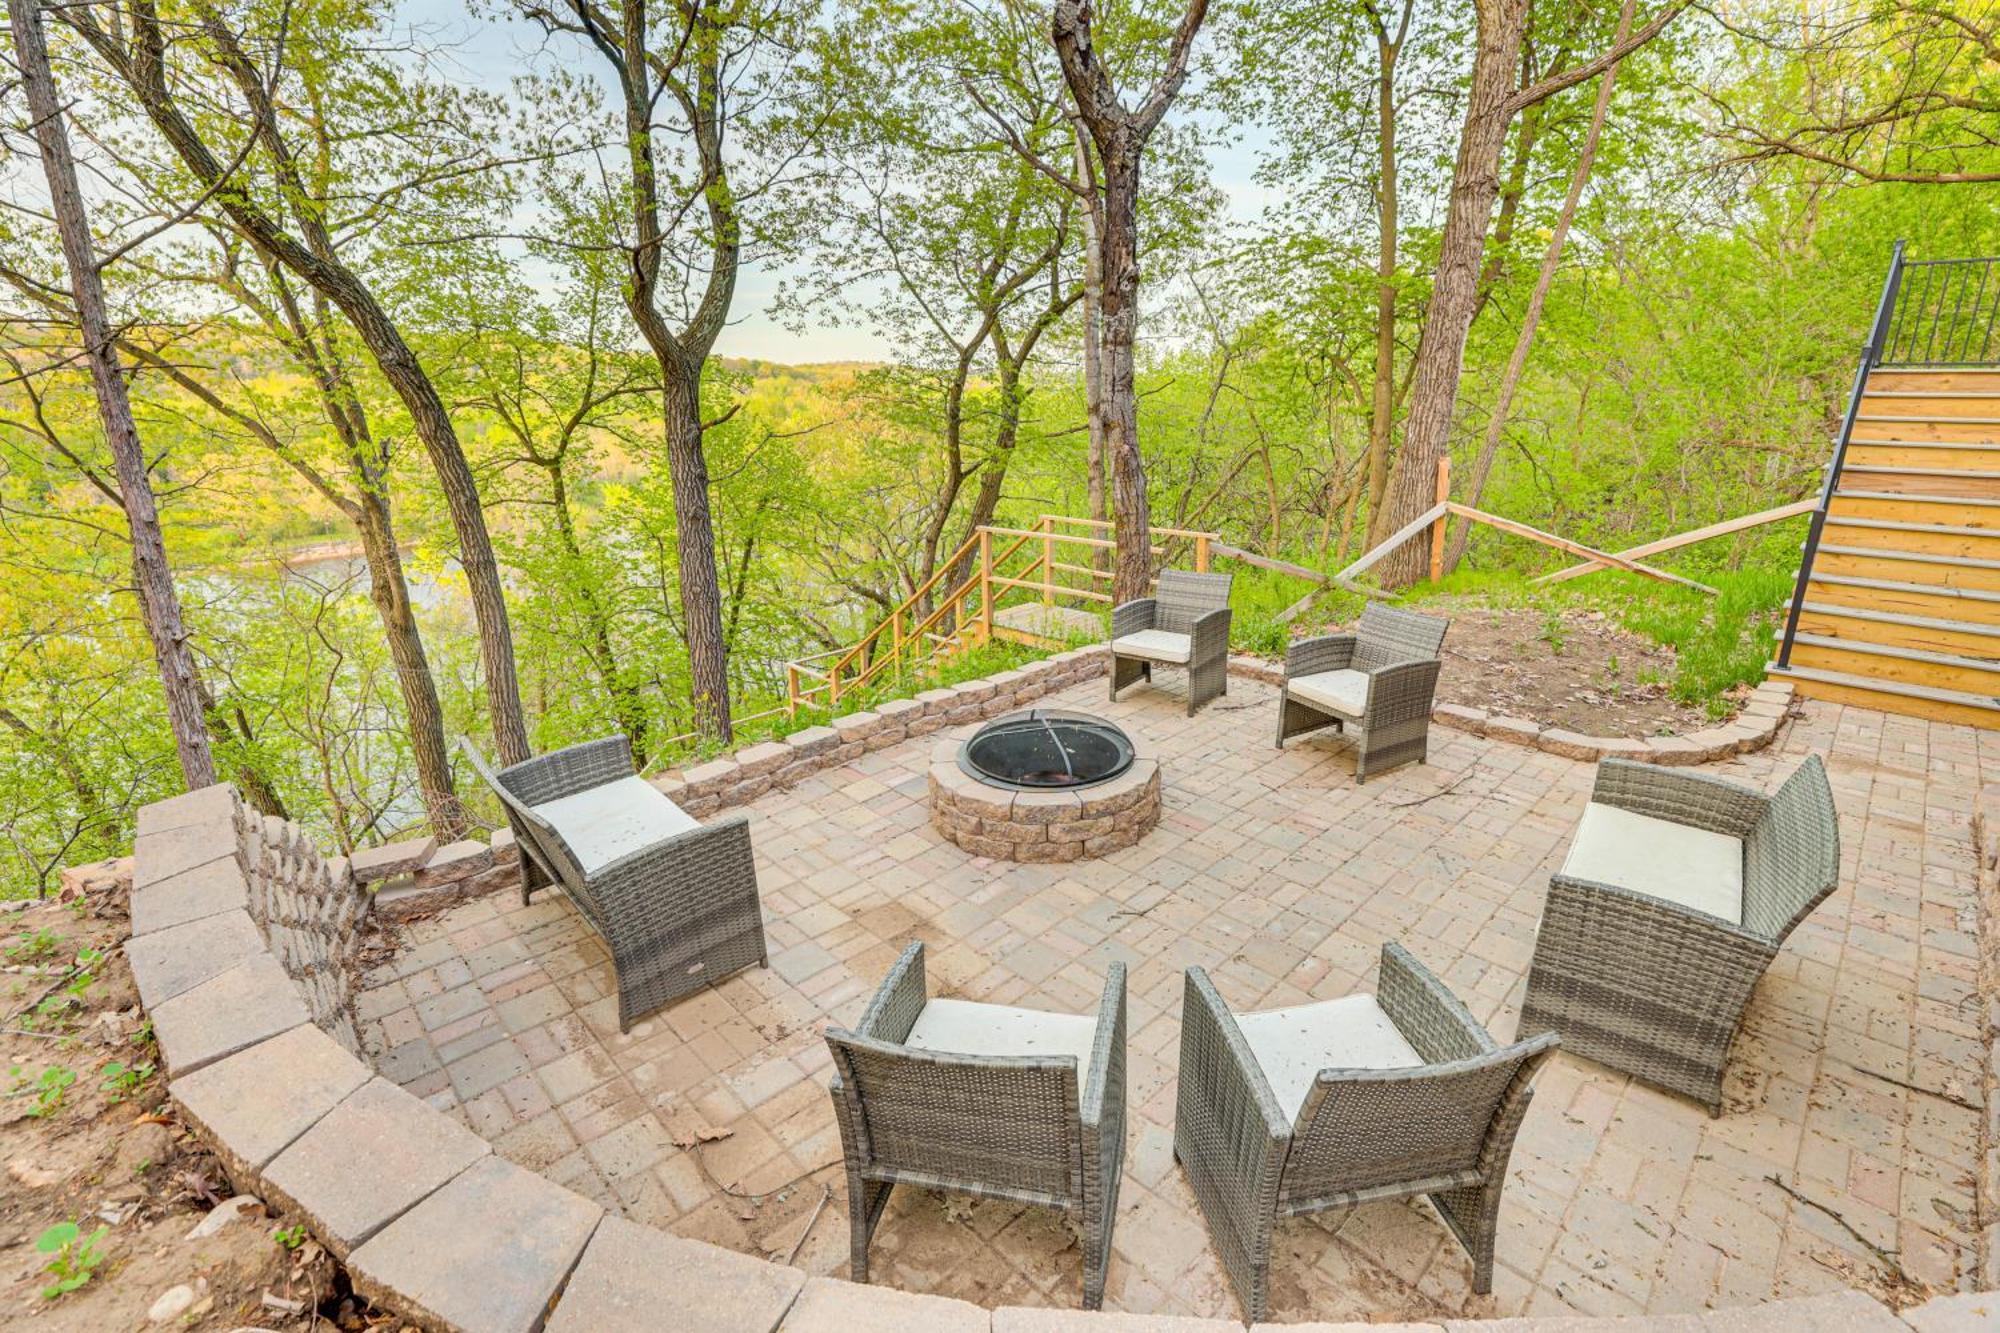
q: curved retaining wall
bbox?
[125,662,1988,1332]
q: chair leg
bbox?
[1431,1178,1504,1295]
[1081,1198,1111,1310]
[845,1171,893,1284]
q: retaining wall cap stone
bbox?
[132,819,238,889]
[350,836,438,884]
[544,1213,804,1333]
[134,783,238,839]
[130,855,250,937]
[127,908,269,1008]
[261,1076,490,1257]
[151,953,310,1077]
[347,1155,601,1333]
[172,1022,371,1172]
[779,1276,989,1333]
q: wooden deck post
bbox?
[1430,457,1451,583]
[979,527,994,645]
[1194,533,1211,572]
[785,664,799,718]
[1042,515,1054,607]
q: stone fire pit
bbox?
[928,710,1162,862]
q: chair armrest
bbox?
[1285,633,1355,679]
[1362,657,1442,726]
[1189,606,1232,664]
[1111,598,1158,638]
[1591,758,1768,839]
[854,940,928,1045]
[1376,942,1496,1065]
[499,735,636,806]
[1081,963,1126,1130]
[1176,969,1290,1253]
[1743,754,1840,944]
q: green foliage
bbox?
[271,1223,309,1251]
[10,1064,78,1119]
[34,1221,109,1300]
[6,928,62,961]
[99,1059,156,1104]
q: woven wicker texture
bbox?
[463,735,769,1032]
[1174,944,1555,1321]
[826,941,1128,1308]
[1110,570,1234,715]
[1520,754,1839,1114]
[1278,604,1450,781]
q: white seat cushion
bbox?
[1234,993,1423,1124]
[1112,629,1192,665]
[533,776,700,874]
[1287,668,1370,718]
[903,998,1099,1069]
[1561,800,1744,924]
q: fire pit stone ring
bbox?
[929,709,1162,863]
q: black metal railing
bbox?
[1774,240,1907,670]
[1879,255,2000,367]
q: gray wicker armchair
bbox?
[825,941,1127,1309]
[1520,754,1839,1115]
[1175,944,1556,1322]
[1110,569,1233,715]
[462,735,767,1032]
[1277,603,1449,781]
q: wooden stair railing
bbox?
[783,515,1219,716]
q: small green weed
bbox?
[10,1065,77,1118]
[6,928,62,962]
[35,1221,108,1300]
[99,1059,155,1103]
[272,1224,309,1251]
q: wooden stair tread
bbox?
[1847,438,2000,451]
[1821,516,2000,539]
[1799,600,2000,639]
[1834,489,2000,507]
[1815,544,2000,572]
[1855,414,2000,424]
[1840,464,2000,480]
[1767,664,2000,712]
[1791,633,2000,672]
[1805,572,2000,603]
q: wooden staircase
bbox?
[1770,251,2000,727]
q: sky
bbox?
[397,0,1275,364]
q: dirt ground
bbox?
[0,865,385,1330]
[1424,601,1724,737]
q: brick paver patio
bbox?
[354,676,1989,1323]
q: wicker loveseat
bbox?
[1519,754,1840,1115]
[1110,569,1234,715]
[1175,943,1557,1321]
[825,941,1128,1309]
[463,735,768,1032]
[1276,603,1449,781]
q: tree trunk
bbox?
[1097,152,1152,604]
[11,0,217,790]
[1372,0,1685,587]
[1373,3,1530,588]
[63,5,533,767]
[354,493,465,835]
[1363,22,1402,544]
[1052,0,1209,606]
[1076,127,1109,571]
[1446,0,1634,575]
[661,369,733,742]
